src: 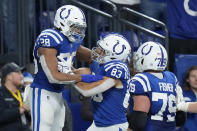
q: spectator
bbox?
[0,62,31,131]
[178,66,197,131]
[160,0,197,71]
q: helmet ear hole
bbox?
[60,22,64,27]
[141,59,144,65]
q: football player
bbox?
[128,41,186,131]
[26,5,103,131]
[73,34,132,131]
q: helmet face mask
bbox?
[134,41,168,72]
[91,46,106,64]
[91,34,132,64]
[54,5,86,43]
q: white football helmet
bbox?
[54,5,86,43]
[91,34,132,64]
[133,41,168,72]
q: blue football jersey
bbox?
[31,28,81,92]
[90,60,131,127]
[130,71,177,131]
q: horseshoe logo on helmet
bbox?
[60,8,71,20]
[141,44,153,55]
[113,40,125,55]
[184,0,197,16]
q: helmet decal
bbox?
[159,46,165,67]
[141,44,153,55]
[91,34,131,64]
[135,41,168,72]
[60,8,71,20]
[79,9,86,22]
[113,40,125,55]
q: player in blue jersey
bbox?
[25,5,103,131]
[128,41,187,131]
[73,34,132,131]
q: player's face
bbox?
[95,47,105,57]
[70,25,86,35]
[187,69,197,89]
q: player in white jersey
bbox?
[73,34,132,131]
[128,41,187,131]
[25,5,103,131]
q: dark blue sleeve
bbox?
[37,31,60,49]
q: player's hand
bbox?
[177,101,190,112]
[57,56,72,73]
[22,104,30,112]
[19,107,25,114]
[73,67,91,75]
[81,74,103,83]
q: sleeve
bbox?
[37,30,61,49]
[103,62,130,80]
[90,60,101,75]
[0,92,21,124]
[129,74,151,95]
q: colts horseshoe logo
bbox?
[141,44,153,55]
[184,0,197,16]
[113,40,125,55]
[60,8,71,20]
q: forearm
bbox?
[74,77,116,97]
[40,55,82,84]
[187,102,197,113]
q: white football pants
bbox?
[24,86,65,131]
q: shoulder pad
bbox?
[37,29,64,48]
[131,73,151,94]
[103,61,130,80]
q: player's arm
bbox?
[173,78,187,127]
[76,45,92,63]
[178,101,197,113]
[73,77,119,97]
[38,47,102,84]
[128,95,149,131]
[128,75,150,131]
[176,84,197,113]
